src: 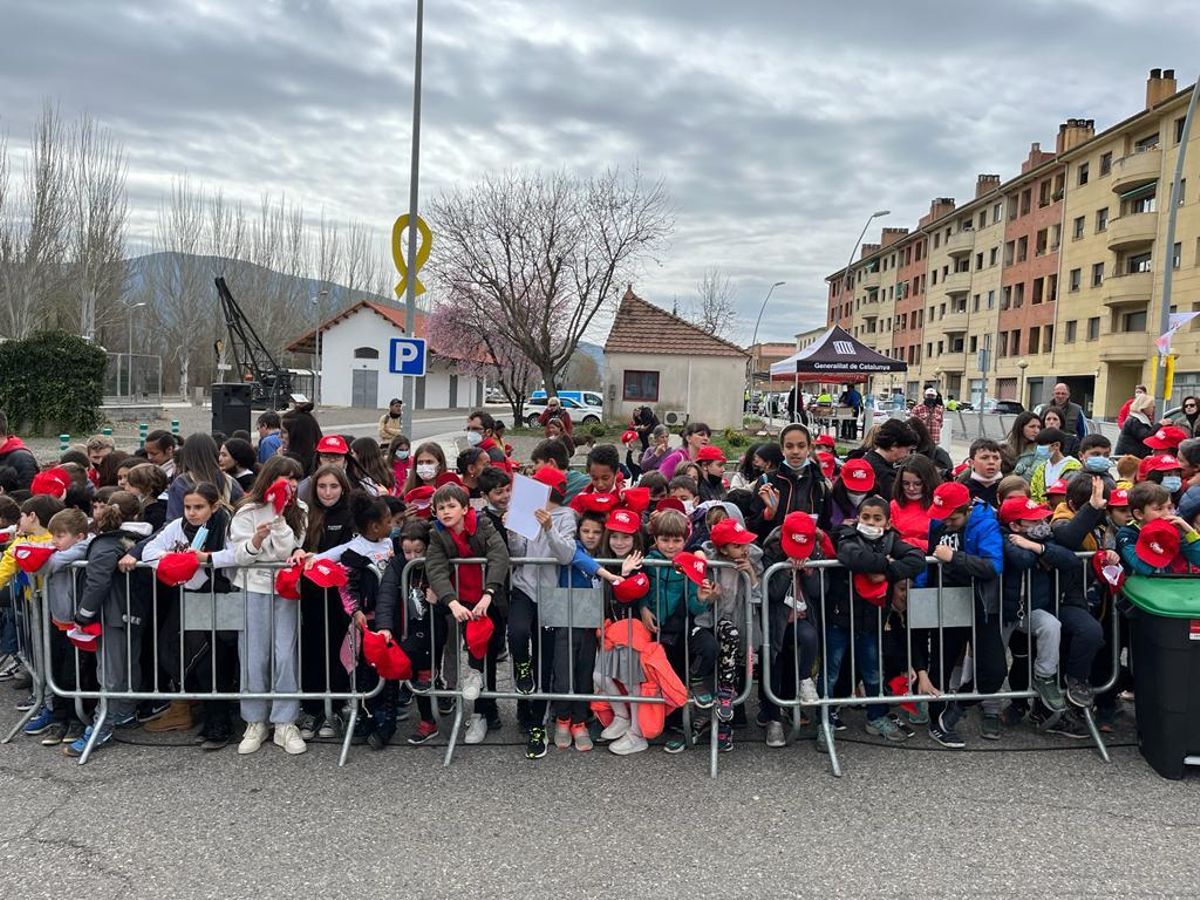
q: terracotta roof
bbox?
[286,300,429,356]
[604,287,749,358]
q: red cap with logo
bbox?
[578,492,619,514]
[815,451,836,480]
[696,445,727,464]
[532,466,567,495]
[264,477,294,515]
[620,486,651,513]
[612,571,650,603]
[672,550,708,586]
[405,486,434,518]
[709,518,755,546]
[274,560,304,600]
[12,543,55,573]
[852,572,888,605]
[316,435,349,456]
[1139,454,1182,479]
[305,558,349,589]
[1144,424,1189,451]
[67,621,102,652]
[779,511,817,560]
[1046,478,1069,497]
[814,434,836,449]
[654,497,687,515]
[435,472,465,488]
[155,551,200,587]
[999,496,1053,525]
[31,467,71,497]
[1135,519,1180,568]
[621,429,638,445]
[839,459,876,493]
[361,628,413,681]
[605,508,641,535]
[464,616,495,661]
[1109,487,1130,508]
[929,482,972,520]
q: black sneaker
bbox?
[514,661,535,695]
[892,716,916,739]
[929,710,966,749]
[714,686,735,723]
[64,720,85,743]
[407,721,440,745]
[827,709,846,732]
[1043,711,1090,740]
[486,712,503,732]
[136,699,171,723]
[717,723,733,752]
[435,677,455,716]
[366,731,390,751]
[199,727,230,752]
[980,713,1001,741]
[1065,676,1094,709]
[525,726,548,759]
[40,720,69,746]
[1000,702,1027,728]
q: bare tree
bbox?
[430,167,672,396]
[69,113,127,341]
[311,209,342,326]
[342,219,381,307]
[687,266,738,339]
[154,177,210,397]
[560,350,602,390]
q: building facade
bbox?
[826,68,1200,417]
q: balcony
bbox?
[860,268,882,290]
[1102,270,1153,307]
[1106,213,1157,252]
[1099,332,1152,363]
[944,230,975,257]
[942,270,971,295]
[1111,148,1162,194]
[938,309,969,332]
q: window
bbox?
[1021,189,1032,216]
[1073,216,1085,240]
[1048,274,1058,302]
[1091,262,1104,287]
[1043,325,1054,353]
[973,293,981,312]
[933,233,940,249]
[622,370,659,402]
[1039,180,1052,207]
[993,202,1003,223]
[990,247,999,266]
[969,336,978,353]
[1014,283,1025,307]
[1069,268,1081,291]
[1135,132,1160,152]
[1065,320,1077,343]
[1002,286,1012,310]
[915,241,923,261]
[353,346,379,359]
[1174,241,1182,269]
[937,341,944,354]
[999,332,1009,356]
[1122,310,1148,332]
[1176,117,1187,145]
[1096,207,1109,231]
[1087,317,1100,341]
[1099,151,1112,176]
[931,270,938,285]
[979,211,987,229]
[1004,241,1015,266]
[1029,326,1040,354]
[1007,197,1019,220]
[1078,162,1089,186]
[1126,251,1153,274]
[976,252,984,270]
[1011,331,1021,355]
[1129,190,1157,215]
[1032,276,1044,304]
[1179,179,1187,205]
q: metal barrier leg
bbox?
[819,706,841,777]
[709,705,719,779]
[78,700,108,766]
[338,703,358,768]
[442,695,464,768]
[1080,707,1111,763]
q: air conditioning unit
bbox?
[663,410,688,427]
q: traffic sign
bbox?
[388,337,427,376]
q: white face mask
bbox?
[416,463,438,481]
[856,523,885,539]
[846,490,868,504]
[465,431,483,447]
[682,500,695,515]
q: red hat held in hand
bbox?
[999,497,1053,525]
[929,482,972,520]
[620,486,650,513]
[839,459,876,493]
[673,551,708,586]
[816,451,836,480]
[464,616,495,661]
[405,486,435,518]
[709,518,755,547]
[31,467,71,497]
[1135,519,1180,568]
[1144,424,1189,451]
[316,435,349,456]
[852,572,888,606]
[67,622,102,652]
[274,560,304,600]
[780,511,817,561]
[156,551,200,587]
[361,628,413,681]
[621,429,638,445]
[264,477,294,515]
[305,558,349,589]
[579,493,619,514]
[605,508,641,534]
[12,543,55,574]
[612,571,650,603]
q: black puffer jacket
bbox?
[75,524,153,629]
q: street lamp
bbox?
[747,280,787,413]
[311,290,330,405]
[1017,358,1029,406]
[842,210,890,295]
[124,301,147,399]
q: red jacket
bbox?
[1117,397,1134,429]
[590,618,687,739]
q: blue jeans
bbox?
[817,624,886,720]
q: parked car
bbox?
[530,389,604,409]
[524,395,603,427]
[977,399,1025,415]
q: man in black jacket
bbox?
[863,419,918,502]
[0,411,38,491]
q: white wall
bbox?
[319,307,483,410]
[603,351,746,429]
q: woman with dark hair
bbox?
[1040,407,1080,458]
[889,454,942,553]
[1172,395,1200,437]
[729,444,765,491]
[1004,412,1044,478]
[729,442,784,491]
[402,441,447,495]
[905,415,953,480]
[218,438,258,491]
[166,433,243,520]
[281,401,322,474]
[659,421,712,480]
[349,436,395,496]
[96,450,132,488]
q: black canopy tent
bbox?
[770,325,908,385]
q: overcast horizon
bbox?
[3,0,1199,345]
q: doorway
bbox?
[351,369,378,409]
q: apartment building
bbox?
[825,68,1200,417]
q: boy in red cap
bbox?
[823,497,925,745]
[916,480,1004,748]
[568,444,624,514]
[829,458,875,527]
[1115,481,1200,575]
[695,445,728,503]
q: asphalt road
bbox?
[1,698,1196,898]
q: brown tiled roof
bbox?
[604,287,749,358]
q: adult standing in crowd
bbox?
[1051,382,1087,440]
[639,424,672,473]
[863,419,919,500]
[911,387,945,444]
[631,405,659,451]
[659,421,711,480]
[838,383,862,440]
[1115,392,1157,458]
[1116,384,1148,429]
[256,411,282,463]
[0,410,38,490]
[281,402,322,473]
[537,396,573,438]
[1170,395,1200,438]
[378,398,405,443]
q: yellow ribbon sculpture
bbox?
[392,214,432,298]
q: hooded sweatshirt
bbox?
[0,436,38,490]
[507,504,577,600]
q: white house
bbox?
[603,287,749,430]
[287,301,485,410]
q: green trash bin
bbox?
[1123,575,1200,779]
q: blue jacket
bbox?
[640,548,702,642]
[918,499,1004,616]
[559,541,603,589]
[1001,531,1079,619]
[1116,521,1200,576]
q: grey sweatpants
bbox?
[1013,609,1061,679]
[239,591,300,725]
[97,626,141,723]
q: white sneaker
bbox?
[765,720,786,748]
[608,732,648,756]
[799,678,819,704]
[600,716,630,741]
[464,713,488,745]
[237,721,270,755]
[273,723,307,755]
[461,668,484,702]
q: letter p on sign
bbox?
[388,338,427,377]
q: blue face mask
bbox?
[390,525,404,540]
[1084,456,1111,473]
[1034,445,1051,460]
[1162,476,1183,493]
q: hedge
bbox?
[0,330,106,435]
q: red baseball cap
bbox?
[316,435,349,455]
[435,472,465,488]
[816,451,836,480]
[672,550,708,586]
[1109,487,1130,508]
[305,558,349,589]
[361,628,413,681]
[709,518,755,546]
[274,560,304,600]
[814,435,836,449]
[464,616,495,661]
[532,466,566,493]
[620,486,650,513]
[31,467,71,497]
[779,511,817,560]
[67,621,101,652]
[839,459,876,493]
[1139,454,1182,478]
[1135,519,1180,568]
[852,572,888,605]
[696,445,727,464]
[12,543,55,573]
[578,492,619,514]
[1145,424,1189,451]
[612,571,650,603]
[620,429,638,445]
[405,486,434,517]
[654,497,687,515]
[605,508,641,534]
[156,551,200,587]
[999,496,1053,525]
[929,482,972,520]
[264,477,294,515]
[1046,479,1069,497]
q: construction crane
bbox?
[214,276,292,410]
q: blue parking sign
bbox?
[388,337,427,376]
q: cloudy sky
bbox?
[3,0,1199,343]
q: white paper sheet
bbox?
[508,473,551,540]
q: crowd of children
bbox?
[1,399,1198,763]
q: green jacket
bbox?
[1030,456,1081,503]
[640,548,702,638]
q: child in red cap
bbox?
[1116,481,1200,576]
[695,445,728,503]
[568,444,625,514]
[829,458,875,527]
[597,508,650,753]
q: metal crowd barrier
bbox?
[1,575,48,744]
[760,551,1120,776]
[398,556,756,778]
[25,561,384,766]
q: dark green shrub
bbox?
[0,331,106,435]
